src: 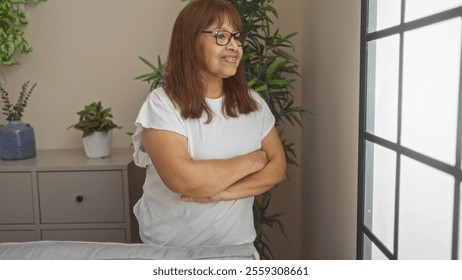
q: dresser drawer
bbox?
[0,230,36,242]
[0,173,34,224]
[38,171,125,224]
[41,229,126,243]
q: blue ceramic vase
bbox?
[0,121,36,160]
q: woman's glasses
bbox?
[201,30,247,47]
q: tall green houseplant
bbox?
[135,0,305,259]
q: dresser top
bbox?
[0,148,135,172]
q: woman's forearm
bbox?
[219,153,286,200]
[142,128,268,197]
[175,150,268,197]
[181,127,286,203]
[181,150,285,202]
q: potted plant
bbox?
[0,1,44,161]
[135,0,306,259]
[0,81,37,160]
[68,101,121,158]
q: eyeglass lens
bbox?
[215,30,246,46]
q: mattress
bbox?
[0,241,259,260]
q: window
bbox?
[358,0,462,260]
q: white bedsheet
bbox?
[0,241,259,260]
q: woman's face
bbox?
[198,19,243,84]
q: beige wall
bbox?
[301,0,361,259]
[265,0,303,259]
[263,0,361,260]
[0,0,361,260]
[1,0,187,149]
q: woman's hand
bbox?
[248,149,268,171]
[180,193,223,203]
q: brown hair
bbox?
[162,0,259,123]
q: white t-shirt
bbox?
[132,87,275,247]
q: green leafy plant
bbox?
[68,101,122,138]
[135,0,306,259]
[134,55,164,91]
[0,0,46,67]
[0,81,37,121]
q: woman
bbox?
[132,0,286,248]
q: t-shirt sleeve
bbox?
[132,89,187,167]
[253,91,276,141]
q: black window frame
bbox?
[357,0,462,260]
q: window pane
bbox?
[366,35,400,142]
[364,141,396,252]
[401,18,461,165]
[368,0,401,33]
[398,156,454,259]
[405,0,462,22]
[363,234,390,260]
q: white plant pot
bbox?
[82,131,112,158]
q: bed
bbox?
[0,241,259,260]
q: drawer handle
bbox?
[75,195,84,202]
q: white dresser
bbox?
[0,148,138,243]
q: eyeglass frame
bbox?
[201,30,247,47]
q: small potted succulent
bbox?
[0,81,37,160]
[68,101,121,158]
